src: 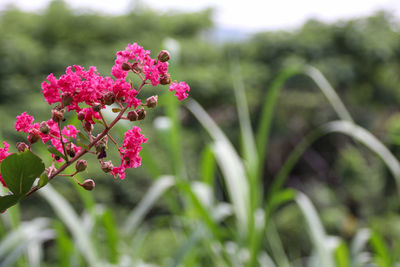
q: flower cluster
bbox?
[14,112,81,161]
[110,126,147,180]
[169,81,190,101]
[0,42,190,194]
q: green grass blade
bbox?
[256,65,353,180]
[323,120,400,194]
[161,93,186,178]
[295,192,335,267]
[350,228,372,266]
[178,181,222,239]
[369,230,392,267]
[101,209,119,263]
[266,221,291,267]
[54,221,75,267]
[258,252,277,267]
[123,175,175,235]
[231,62,262,253]
[269,119,400,200]
[0,218,53,267]
[38,185,100,266]
[304,65,353,122]
[335,241,351,267]
[200,145,216,186]
[268,128,324,198]
[168,226,203,267]
[231,61,258,173]
[256,66,303,175]
[186,99,249,234]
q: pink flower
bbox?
[111,42,169,87]
[126,90,141,108]
[143,64,161,86]
[80,108,101,124]
[41,73,61,105]
[0,141,11,188]
[111,126,147,179]
[169,82,190,101]
[110,166,126,180]
[15,112,34,133]
[62,125,78,139]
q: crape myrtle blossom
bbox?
[0,42,190,200]
[14,111,82,161]
[169,81,190,101]
[110,126,147,180]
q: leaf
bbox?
[0,195,20,212]
[0,151,45,196]
[112,108,121,113]
[38,173,48,188]
[47,145,66,161]
[123,176,175,235]
[78,132,90,143]
[76,140,90,151]
[93,118,104,126]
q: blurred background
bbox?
[1,0,400,266]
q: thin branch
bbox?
[58,121,69,162]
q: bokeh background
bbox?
[1,0,400,266]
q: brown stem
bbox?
[25,105,129,198]
[58,121,69,162]
[107,134,121,152]
[99,110,109,129]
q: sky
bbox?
[0,0,399,32]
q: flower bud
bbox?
[84,121,93,132]
[61,93,73,106]
[39,121,50,134]
[103,91,116,105]
[158,50,170,62]
[121,62,131,71]
[16,142,28,152]
[160,74,171,85]
[137,108,146,121]
[52,109,64,122]
[75,159,88,172]
[127,110,138,121]
[95,141,106,153]
[131,62,140,72]
[80,179,95,191]
[66,143,75,158]
[28,130,41,144]
[101,161,113,173]
[92,103,103,112]
[146,95,158,108]
[77,111,85,121]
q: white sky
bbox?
[0,0,399,32]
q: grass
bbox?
[0,64,399,266]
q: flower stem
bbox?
[58,121,69,162]
[25,105,129,198]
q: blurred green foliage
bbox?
[1,0,400,265]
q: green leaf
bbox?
[78,132,90,143]
[1,150,45,196]
[0,195,20,212]
[47,145,67,160]
[112,108,121,113]
[38,172,48,188]
[93,118,104,126]
[76,140,90,150]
